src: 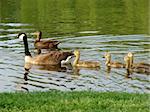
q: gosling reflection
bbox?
[106,66,111,73]
[125,69,132,79]
[72,66,100,76]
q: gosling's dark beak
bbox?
[102,56,105,58]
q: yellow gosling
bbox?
[127,52,134,67]
[124,55,131,69]
[104,52,125,68]
[125,52,150,74]
[73,50,100,68]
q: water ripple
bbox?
[0,30,149,93]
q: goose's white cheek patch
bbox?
[61,56,73,64]
[19,34,25,40]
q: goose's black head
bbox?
[18,33,27,40]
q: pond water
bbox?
[0,0,149,93]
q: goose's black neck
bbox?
[23,36,31,56]
[39,31,42,40]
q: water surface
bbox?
[0,0,149,93]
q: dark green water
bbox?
[0,0,149,36]
[0,0,149,93]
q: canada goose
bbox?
[18,33,74,65]
[72,50,100,68]
[103,52,125,68]
[125,52,150,74]
[32,31,60,50]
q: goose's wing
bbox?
[34,40,60,49]
[55,51,74,62]
[33,53,58,65]
[40,40,60,44]
[33,51,73,65]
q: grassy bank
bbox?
[0,91,149,112]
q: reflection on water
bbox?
[0,0,149,93]
[0,0,148,36]
[0,27,149,93]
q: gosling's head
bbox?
[124,55,129,62]
[124,55,130,63]
[127,52,133,58]
[74,50,80,56]
[104,52,111,59]
[18,33,27,40]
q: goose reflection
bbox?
[21,62,101,91]
[16,70,29,92]
[24,63,71,72]
[16,63,72,92]
[72,66,100,76]
[16,82,29,92]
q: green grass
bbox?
[0,91,149,112]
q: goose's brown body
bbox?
[34,40,59,49]
[25,51,73,65]
[33,31,60,50]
